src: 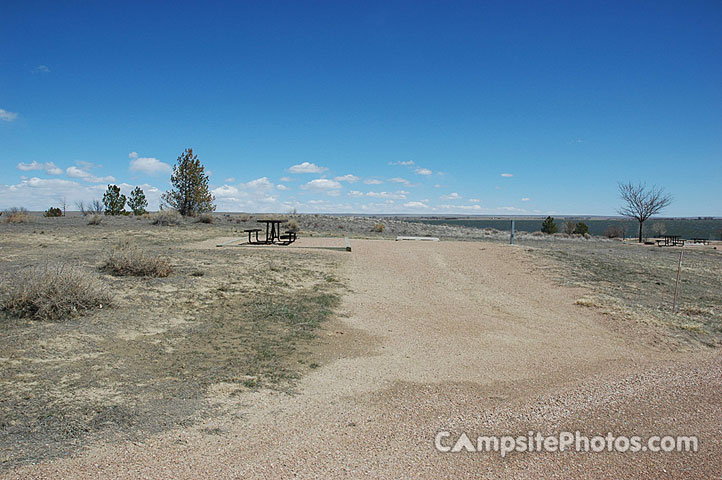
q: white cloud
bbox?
[415,168,432,175]
[0,109,18,122]
[280,176,293,182]
[389,177,410,185]
[366,191,407,200]
[440,192,461,200]
[301,178,342,191]
[244,177,274,192]
[521,197,530,202]
[389,160,415,166]
[289,162,327,174]
[468,198,480,203]
[33,65,50,74]
[501,173,513,177]
[438,204,483,211]
[334,174,360,183]
[276,184,289,191]
[403,201,428,208]
[363,179,383,185]
[16,161,63,175]
[129,152,172,175]
[433,184,442,188]
[348,190,364,197]
[224,177,236,183]
[66,166,116,183]
[212,185,240,197]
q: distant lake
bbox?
[410,218,722,240]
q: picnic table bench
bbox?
[691,238,709,245]
[656,235,684,247]
[246,219,297,245]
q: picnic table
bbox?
[656,235,684,247]
[244,219,297,245]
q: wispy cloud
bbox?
[389,177,410,185]
[334,174,360,183]
[366,191,408,200]
[0,109,18,122]
[301,178,342,192]
[389,160,415,166]
[348,190,364,197]
[363,179,383,185]
[440,192,461,200]
[16,161,63,175]
[289,162,328,174]
[66,166,115,183]
[500,173,513,177]
[403,201,428,208]
[521,197,530,202]
[128,152,172,175]
[33,65,50,74]
[415,167,432,175]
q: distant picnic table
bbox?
[244,219,297,245]
[656,235,684,247]
[691,238,709,245]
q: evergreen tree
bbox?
[573,222,589,235]
[128,186,148,215]
[161,148,215,216]
[103,184,127,215]
[541,216,557,234]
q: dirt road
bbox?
[6,239,721,479]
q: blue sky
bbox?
[1,0,720,215]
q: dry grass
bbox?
[100,242,172,277]
[196,213,214,224]
[87,214,103,225]
[151,209,182,226]
[372,222,385,233]
[3,207,29,224]
[1,264,112,321]
[287,219,299,232]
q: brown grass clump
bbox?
[287,219,299,232]
[87,214,103,225]
[196,213,214,224]
[372,222,385,233]
[1,264,112,321]
[4,207,29,223]
[100,242,172,277]
[151,210,182,226]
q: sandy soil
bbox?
[4,238,720,479]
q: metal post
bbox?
[510,219,515,245]
[673,250,683,312]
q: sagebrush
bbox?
[1,264,112,321]
[4,207,29,224]
[151,210,182,226]
[100,242,172,277]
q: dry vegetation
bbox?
[151,209,182,225]
[1,264,112,321]
[100,242,172,277]
[527,240,722,346]
[0,214,344,470]
[3,207,29,224]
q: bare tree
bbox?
[618,182,672,243]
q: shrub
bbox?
[564,221,576,235]
[372,223,385,233]
[44,207,63,217]
[87,214,103,225]
[240,214,249,222]
[77,200,104,216]
[573,222,589,236]
[605,225,625,238]
[287,219,299,232]
[151,209,182,226]
[196,213,214,224]
[100,242,172,277]
[1,264,112,321]
[541,216,557,234]
[4,207,29,223]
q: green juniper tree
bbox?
[541,216,557,234]
[103,184,127,215]
[161,148,215,216]
[128,186,148,215]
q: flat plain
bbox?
[1,214,720,478]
